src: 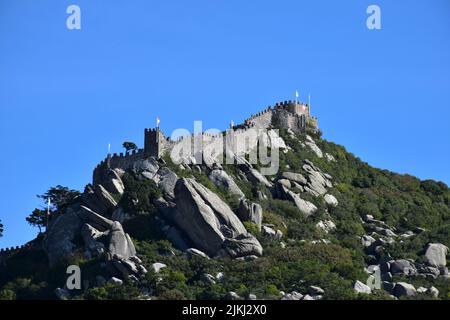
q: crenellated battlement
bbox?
[93,148,146,185]
[92,98,318,182]
[0,242,33,263]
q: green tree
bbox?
[26,209,48,234]
[122,141,138,153]
[37,185,80,212]
[26,185,80,234]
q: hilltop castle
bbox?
[93,100,317,184]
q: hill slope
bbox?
[0,118,449,301]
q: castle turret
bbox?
[144,127,164,158]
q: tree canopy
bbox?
[37,185,80,212]
[26,185,81,234]
[123,141,138,152]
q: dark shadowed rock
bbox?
[164,226,190,251]
[133,158,159,174]
[393,282,416,298]
[157,167,178,199]
[79,205,113,231]
[111,207,131,223]
[81,223,106,256]
[55,287,70,300]
[45,206,83,266]
[95,184,118,210]
[81,184,118,217]
[390,259,417,276]
[200,273,216,285]
[102,169,125,195]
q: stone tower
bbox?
[144,128,164,158]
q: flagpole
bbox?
[46,198,50,234]
[308,94,311,116]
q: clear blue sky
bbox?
[1,0,449,248]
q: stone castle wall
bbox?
[93,149,145,185]
[92,100,317,182]
[0,243,33,264]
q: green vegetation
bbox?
[25,185,81,234]
[38,185,80,212]
[25,209,48,234]
[1,129,449,300]
[119,172,161,214]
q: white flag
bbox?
[156,116,160,127]
[108,143,111,153]
[296,90,299,98]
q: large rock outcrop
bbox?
[108,221,136,260]
[81,184,118,217]
[173,178,262,258]
[102,169,125,195]
[45,164,147,284]
[45,206,83,266]
[157,167,179,198]
[81,223,107,257]
[79,205,114,231]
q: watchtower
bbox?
[144,128,164,158]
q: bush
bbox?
[119,172,162,214]
[0,289,16,300]
[243,221,260,236]
[83,283,141,300]
[265,284,281,297]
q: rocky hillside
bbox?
[0,126,449,300]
